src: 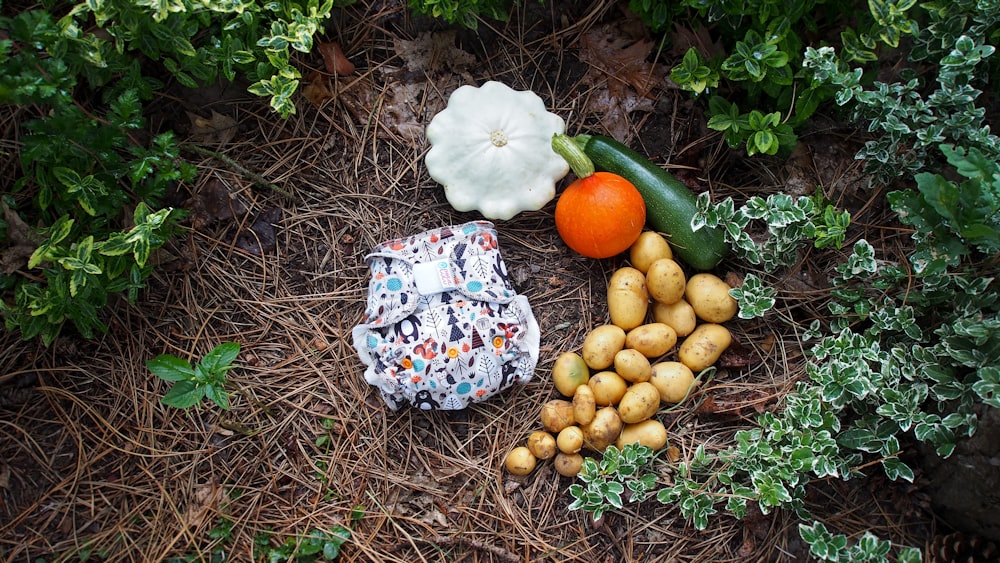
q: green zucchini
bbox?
[571,134,727,271]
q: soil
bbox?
[0,1,968,561]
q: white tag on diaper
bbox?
[413,259,458,295]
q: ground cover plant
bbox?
[1,0,997,560]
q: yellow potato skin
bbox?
[582,325,626,370]
[588,371,628,406]
[686,273,738,323]
[649,361,696,403]
[527,431,557,460]
[540,399,576,433]
[572,384,597,425]
[617,419,668,451]
[629,231,673,274]
[625,323,677,358]
[557,425,585,454]
[504,446,537,475]
[552,351,590,397]
[652,299,698,337]
[646,258,686,305]
[614,348,652,383]
[554,452,584,477]
[678,323,732,372]
[582,406,623,452]
[617,381,661,424]
[607,267,649,331]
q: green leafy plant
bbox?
[1,7,190,345]
[406,0,514,28]
[670,47,720,95]
[167,518,235,563]
[64,0,353,117]
[706,97,797,156]
[802,10,999,187]
[147,342,241,410]
[729,273,777,319]
[798,521,922,562]
[567,443,658,521]
[866,0,920,49]
[693,191,851,272]
[719,28,793,92]
[889,144,1000,275]
[253,527,351,562]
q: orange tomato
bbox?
[555,171,646,259]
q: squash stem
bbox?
[551,133,595,179]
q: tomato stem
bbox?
[551,133,594,179]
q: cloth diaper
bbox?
[352,221,540,410]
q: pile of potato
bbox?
[504,232,738,477]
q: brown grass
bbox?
[0,1,934,561]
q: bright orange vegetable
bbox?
[552,134,646,259]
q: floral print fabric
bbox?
[352,221,540,410]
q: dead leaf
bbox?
[302,70,335,108]
[188,178,249,229]
[317,41,355,75]
[718,338,752,369]
[382,81,431,142]
[580,29,663,98]
[184,482,221,528]
[186,110,238,146]
[236,207,282,256]
[582,86,655,142]
[420,507,449,527]
[1,201,39,274]
[668,23,726,59]
[578,25,667,142]
[393,31,476,75]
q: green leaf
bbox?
[147,354,195,382]
[99,233,133,257]
[203,384,231,410]
[162,380,206,409]
[202,341,240,373]
[132,236,151,267]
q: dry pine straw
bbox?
[0,1,932,561]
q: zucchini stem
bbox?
[551,134,594,179]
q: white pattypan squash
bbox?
[425,81,569,220]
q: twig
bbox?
[182,143,296,200]
[390,534,521,562]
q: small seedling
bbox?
[147,342,240,409]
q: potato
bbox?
[552,351,590,397]
[554,452,584,477]
[527,431,557,460]
[617,381,661,424]
[607,267,649,331]
[625,323,677,358]
[629,231,673,273]
[613,348,652,383]
[649,361,696,403]
[540,399,576,433]
[652,299,697,337]
[686,273,738,323]
[582,406,623,451]
[617,419,668,451]
[678,323,732,372]
[572,384,596,425]
[557,425,585,454]
[646,258,686,305]
[582,325,626,370]
[588,371,628,406]
[504,446,536,475]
